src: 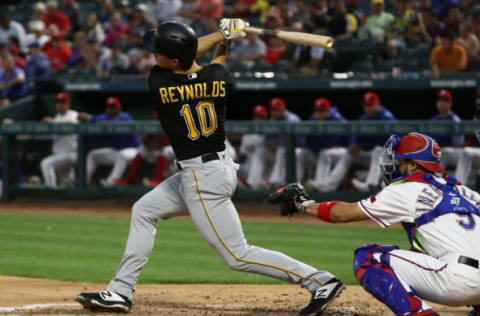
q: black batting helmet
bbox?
[143,21,198,70]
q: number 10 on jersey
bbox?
[180,101,217,140]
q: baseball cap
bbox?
[252,105,268,118]
[313,98,331,111]
[55,92,69,103]
[136,3,147,11]
[436,89,452,102]
[29,20,45,32]
[372,0,384,5]
[269,97,286,110]
[363,92,380,106]
[105,97,122,108]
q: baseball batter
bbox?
[270,132,480,316]
[75,20,344,315]
[40,92,78,188]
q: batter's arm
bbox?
[210,40,228,66]
[196,32,225,59]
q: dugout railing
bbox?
[1,120,479,201]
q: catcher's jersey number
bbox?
[181,101,217,140]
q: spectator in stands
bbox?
[265,37,287,65]
[44,0,71,38]
[99,43,130,77]
[418,8,439,46]
[83,13,106,45]
[115,135,174,187]
[458,21,480,64]
[304,0,328,29]
[0,43,25,69]
[430,89,465,169]
[431,0,460,19]
[445,5,462,34]
[236,105,268,183]
[177,0,201,25]
[32,2,47,24]
[404,25,429,51]
[130,4,156,38]
[25,20,50,48]
[328,0,358,42]
[229,0,257,18]
[198,0,225,32]
[7,38,26,69]
[250,0,270,24]
[67,31,86,69]
[473,8,480,38]
[455,88,480,184]
[230,33,267,63]
[305,98,350,192]
[276,0,294,27]
[130,49,156,74]
[40,92,78,188]
[79,97,140,187]
[99,0,116,26]
[60,0,81,36]
[291,22,333,75]
[430,28,467,76]
[104,12,129,47]
[0,53,28,108]
[0,15,26,53]
[349,92,396,192]
[44,34,72,71]
[119,0,132,17]
[25,42,51,83]
[146,0,182,24]
[364,0,394,42]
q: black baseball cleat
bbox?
[75,290,132,312]
[469,305,480,316]
[300,278,344,315]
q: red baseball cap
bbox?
[436,89,452,102]
[395,133,444,173]
[269,97,286,110]
[105,97,122,108]
[55,92,69,103]
[363,92,380,106]
[252,104,268,118]
[313,98,331,111]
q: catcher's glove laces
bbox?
[268,183,315,217]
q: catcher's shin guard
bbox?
[353,244,430,316]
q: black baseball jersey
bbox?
[148,63,232,160]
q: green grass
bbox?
[0,213,409,285]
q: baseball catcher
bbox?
[270,132,480,316]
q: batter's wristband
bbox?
[317,201,339,222]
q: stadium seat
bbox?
[252,60,272,72]
[274,60,291,74]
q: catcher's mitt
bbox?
[268,183,314,217]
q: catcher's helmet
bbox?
[143,21,198,70]
[381,132,444,183]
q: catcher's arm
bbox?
[269,183,367,222]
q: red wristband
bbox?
[317,201,339,222]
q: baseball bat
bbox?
[244,27,334,49]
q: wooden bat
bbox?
[244,27,333,49]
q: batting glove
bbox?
[219,18,249,40]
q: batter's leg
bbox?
[107,173,187,299]
[86,148,116,183]
[182,159,335,293]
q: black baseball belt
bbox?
[458,256,479,269]
[176,152,220,171]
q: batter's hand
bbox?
[219,18,249,40]
[268,183,315,217]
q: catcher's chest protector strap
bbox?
[397,174,480,227]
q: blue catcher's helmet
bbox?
[381,132,444,183]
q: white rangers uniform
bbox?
[358,174,480,307]
[40,109,78,187]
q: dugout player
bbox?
[270,132,480,316]
[75,20,344,315]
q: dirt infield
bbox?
[0,276,471,315]
[0,202,470,315]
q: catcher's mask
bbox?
[381,132,444,183]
